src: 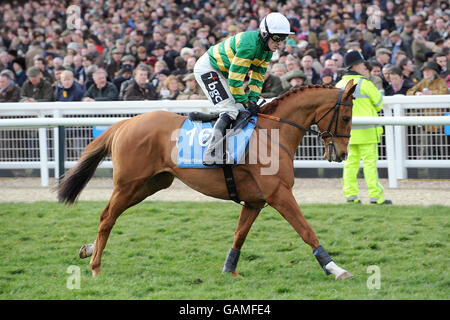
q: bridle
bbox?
[313,88,353,139]
[254,88,353,160]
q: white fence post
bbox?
[383,105,398,188]
[53,109,61,179]
[393,103,407,179]
[38,122,49,187]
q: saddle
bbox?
[188,111,220,122]
[188,110,252,132]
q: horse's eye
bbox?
[342,116,350,122]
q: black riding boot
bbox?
[203,113,233,165]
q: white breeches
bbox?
[193,53,244,120]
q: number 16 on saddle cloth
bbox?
[176,116,257,169]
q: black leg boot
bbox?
[203,113,233,165]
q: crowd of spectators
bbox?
[0,0,449,105]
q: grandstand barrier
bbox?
[0,95,449,188]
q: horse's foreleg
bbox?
[266,185,320,249]
[267,185,353,280]
[223,205,261,277]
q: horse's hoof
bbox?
[79,244,94,259]
[91,268,100,277]
[222,271,242,278]
[232,271,242,278]
[336,271,354,280]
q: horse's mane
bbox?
[260,84,336,115]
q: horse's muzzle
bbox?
[326,141,347,163]
[327,141,336,162]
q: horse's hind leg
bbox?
[267,184,353,280]
[79,174,173,260]
[88,172,174,277]
[89,184,139,277]
[223,205,261,277]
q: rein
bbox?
[254,88,353,160]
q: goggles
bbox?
[263,17,289,43]
[270,34,288,42]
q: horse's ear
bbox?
[343,79,357,100]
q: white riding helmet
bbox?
[259,12,294,43]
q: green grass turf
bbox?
[0,201,448,299]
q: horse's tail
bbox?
[57,120,125,204]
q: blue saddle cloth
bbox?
[177,114,257,168]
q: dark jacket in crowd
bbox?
[359,39,374,60]
[384,80,412,96]
[261,74,284,98]
[113,75,132,91]
[392,39,413,60]
[84,76,94,92]
[41,68,54,84]
[73,66,86,84]
[0,83,21,102]
[84,82,118,101]
[172,67,188,77]
[20,78,54,102]
[106,60,122,80]
[163,49,179,71]
[411,38,428,69]
[54,82,85,101]
[118,78,134,100]
[404,72,421,87]
[303,68,321,85]
[123,80,159,101]
[147,41,166,55]
[14,70,27,87]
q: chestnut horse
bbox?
[57,81,356,280]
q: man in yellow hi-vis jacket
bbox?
[336,50,392,205]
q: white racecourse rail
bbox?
[0,95,449,188]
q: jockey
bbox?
[194,12,293,165]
